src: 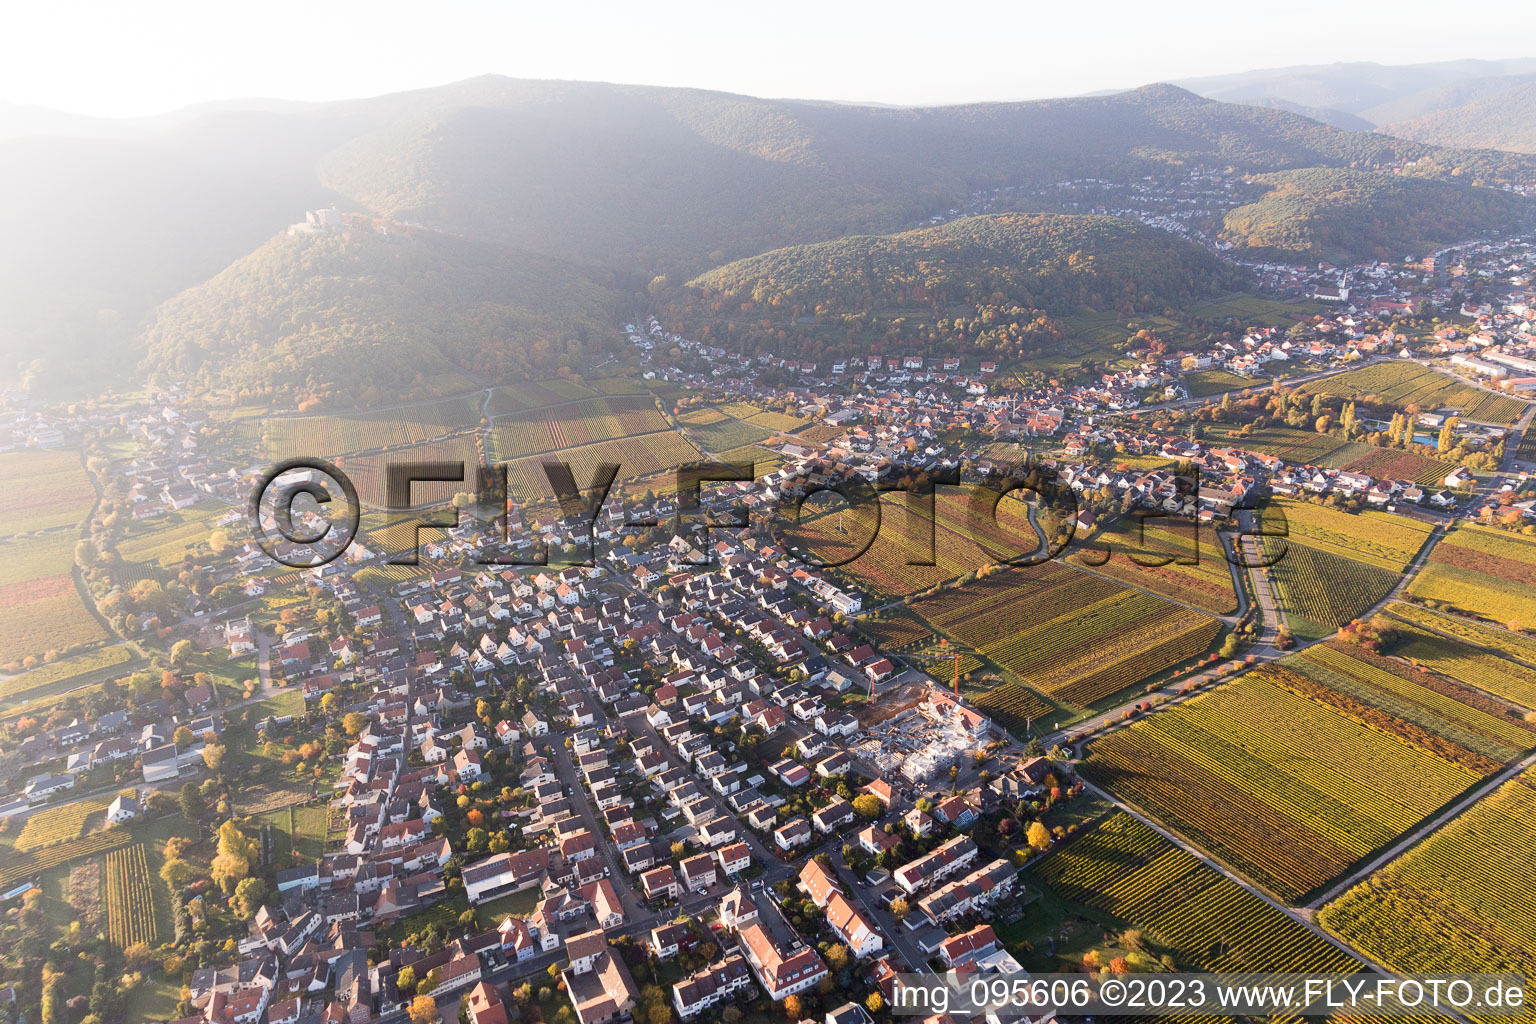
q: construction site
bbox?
[854,681,994,784]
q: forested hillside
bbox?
[315,80,1536,277]
[1383,81,1536,155]
[664,212,1246,362]
[138,216,618,407]
[1220,168,1532,261]
[9,75,1536,396]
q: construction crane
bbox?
[902,637,979,697]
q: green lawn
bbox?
[387,892,472,942]
[123,977,184,1024]
[477,885,544,922]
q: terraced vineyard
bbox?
[911,562,1219,708]
[1407,522,1536,628]
[1264,536,1400,638]
[1305,361,1528,425]
[1068,515,1237,614]
[792,489,1038,600]
[1385,601,1536,665]
[1289,641,1536,764]
[499,430,703,502]
[488,395,670,460]
[1030,813,1360,972]
[1082,669,1481,902]
[262,394,480,458]
[0,829,132,889]
[1320,770,1536,1023]
[105,843,158,948]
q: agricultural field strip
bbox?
[912,563,1218,708]
[802,490,1041,599]
[1306,362,1529,425]
[0,647,136,706]
[263,393,483,458]
[0,830,132,889]
[1032,813,1362,974]
[1385,602,1536,668]
[1141,685,1464,853]
[1264,538,1400,634]
[489,394,671,460]
[14,799,107,852]
[1319,770,1536,1010]
[1388,627,1536,711]
[1269,500,1434,573]
[1293,645,1536,761]
[1083,670,1485,900]
[105,843,158,948]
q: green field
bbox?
[116,502,235,569]
[0,645,137,709]
[676,407,774,452]
[1185,369,1256,397]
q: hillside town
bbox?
[2,195,1536,1024]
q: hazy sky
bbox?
[5,0,1534,117]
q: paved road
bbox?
[829,841,927,970]
[549,740,656,927]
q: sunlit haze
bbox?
[6,0,1536,116]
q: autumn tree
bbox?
[408,995,439,1024]
[851,794,882,820]
[783,996,804,1020]
[211,819,256,893]
[1027,821,1051,851]
[234,877,267,919]
[826,943,851,972]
